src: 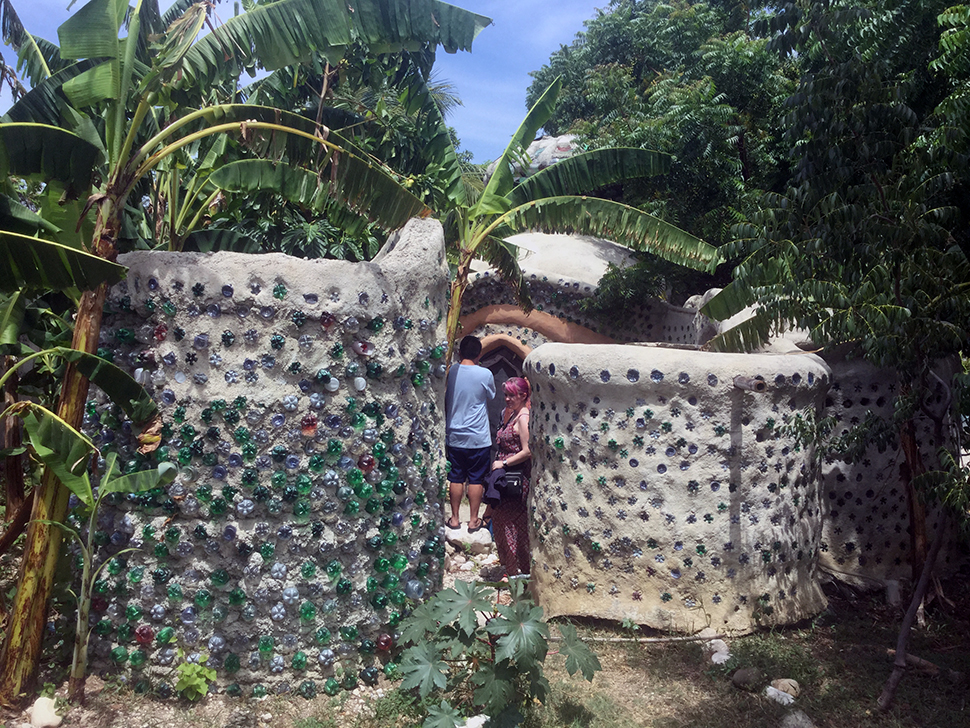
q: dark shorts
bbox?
[446,446,491,485]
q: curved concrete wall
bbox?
[525,343,831,633]
[85,219,449,696]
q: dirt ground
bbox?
[2,539,969,728]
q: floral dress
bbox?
[493,410,531,576]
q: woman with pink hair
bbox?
[490,376,532,576]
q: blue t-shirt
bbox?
[445,363,495,448]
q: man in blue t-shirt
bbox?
[445,335,495,531]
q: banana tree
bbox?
[410,76,724,358]
[0,0,490,704]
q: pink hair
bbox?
[503,376,531,401]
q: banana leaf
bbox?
[14,401,96,508]
[501,196,722,273]
[177,0,490,89]
[98,452,177,496]
[0,288,26,346]
[209,157,429,231]
[0,0,57,85]
[0,231,126,293]
[509,148,671,206]
[0,194,61,236]
[0,123,102,196]
[477,77,562,208]
[54,347,158,425]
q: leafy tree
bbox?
[0,0,489,703]
[525,1,789,302]
[699,0,970,710]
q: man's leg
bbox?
[448,481,464,529]
[467,483,484,528]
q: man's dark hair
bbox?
[458,335,482,360]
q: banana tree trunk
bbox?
[445,254,474,363]
[0,208,117,706]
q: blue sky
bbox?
[0,0,606,162]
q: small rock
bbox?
[223,708,257,728]
[459,561,475,572]
[779,709,817,728]
[731,667,763,691]
[27,696,61,728]
[459,717,489,728]
[771,678,800,697]
[695,627,719,640]
[704,638,731,665]
[259,713,273,723]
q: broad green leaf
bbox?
[15,402,94,508]
[100,460,176,496]
[38,181,97,250]
[469,661,517,713]
[0,231,127,294]
[2,59,99,123]
[700,280,750,322]
[423,701,463,728]
[397,599,440,645]
[557,623,601,682]
[487,600,548,666]
[0,194,61,237]
[472,192,513,217]
[0,289,26,346]
[62,57,121,108]
[477,77,562,208]
[58,0,127,61]
[399,642,448,697]
[434,580,494,636]
[0,446,27,458]
[509,148,672,206]
[0,123,102,195]
[501,196,721,273]
[484,706,526,728]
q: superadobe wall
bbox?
[82,219,449,698]
[525,343,831,633]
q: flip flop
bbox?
[446,517,461,529]
[467,518,484,533]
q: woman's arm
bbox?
[512,410,531,463]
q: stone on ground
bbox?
[779,709,817,728]
[27,696,61,728]
[731,667,763,691]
